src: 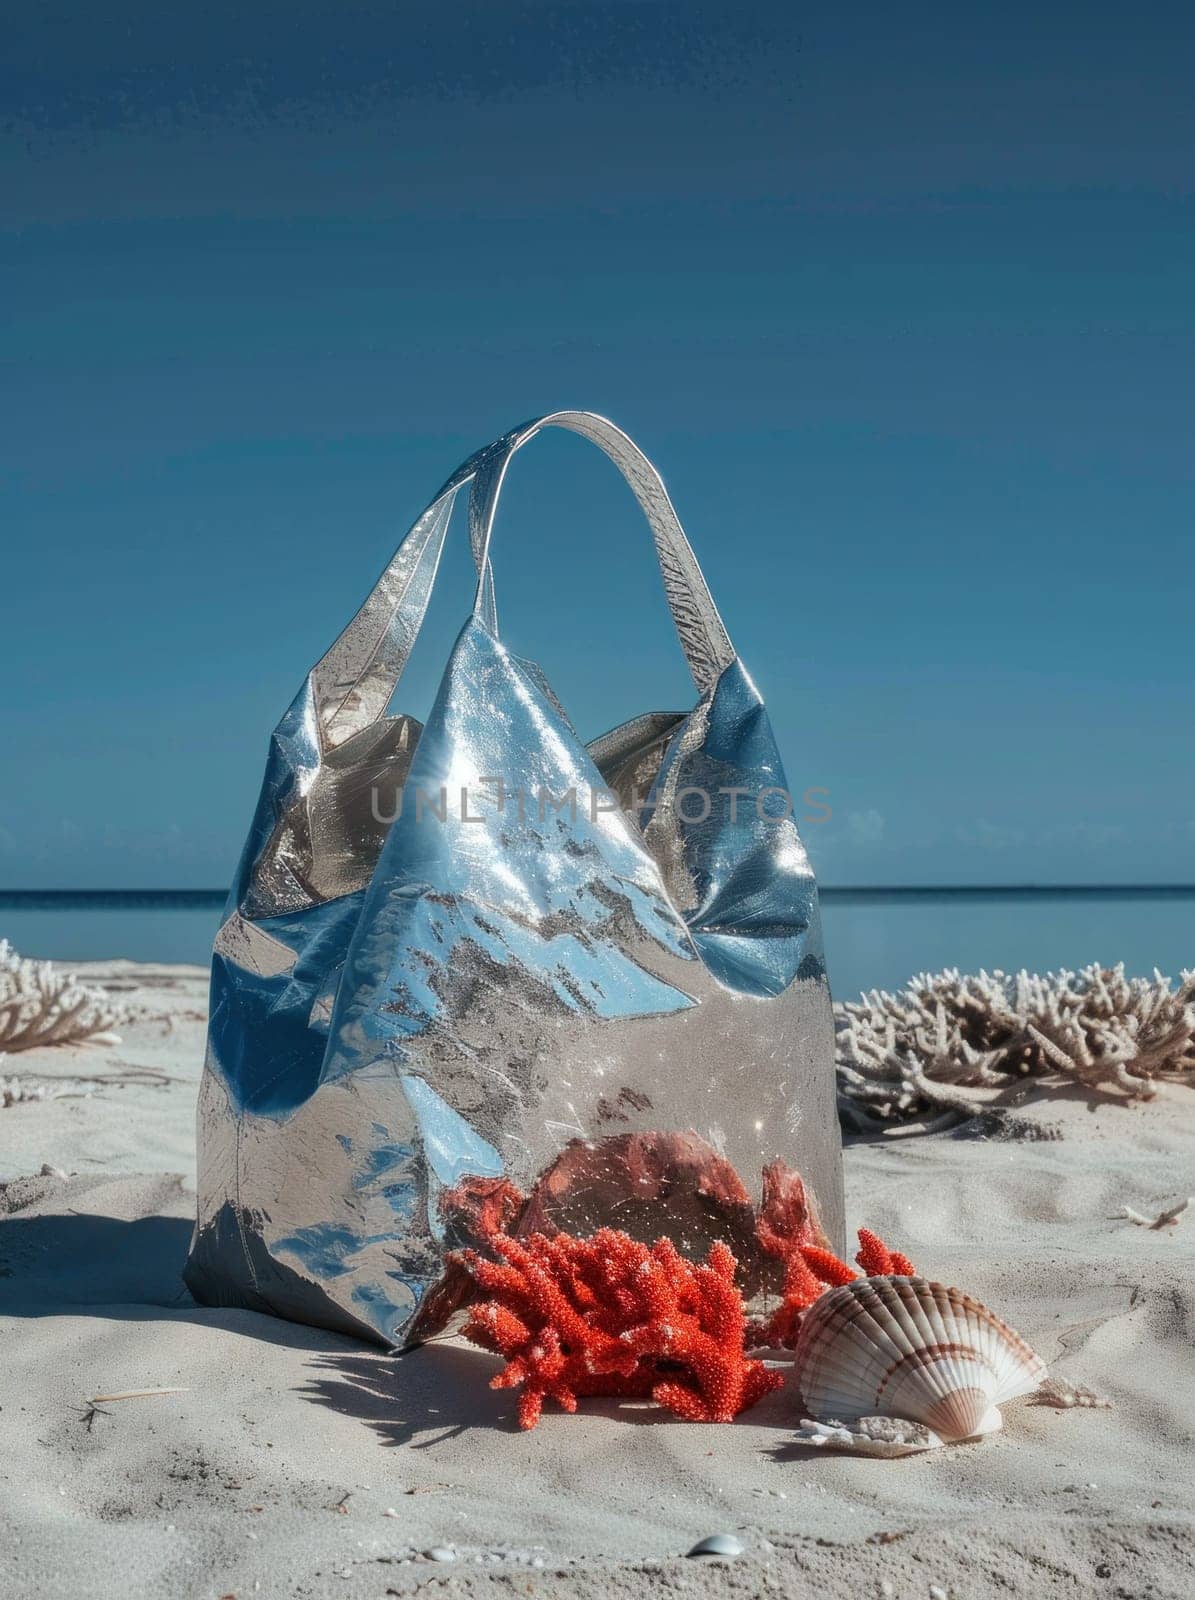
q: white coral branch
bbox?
[0,940,126,1052]
[836,963,1195,1131]
[3,1076,72,1107]
[1120,1197,1190,1229]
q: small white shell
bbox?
[792,1276,1046,1443]
[687,1533,744,1558]
[793,1415,942,1456]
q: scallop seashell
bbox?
[792,1276,1046,1443]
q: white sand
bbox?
[1,961,1193,1599]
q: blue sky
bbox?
[3,2,1192,888]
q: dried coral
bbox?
[3,1076,72,1109]
[1120,1197,1190,1229]
[0,941,124,1053]
[835,963,1195,1133]
[453,1227,782,1429]
[436,1136,926,1428]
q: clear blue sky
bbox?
[3,2,1192,889]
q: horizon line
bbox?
[1,885,1193,901]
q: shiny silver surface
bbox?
[185,413,844,1346]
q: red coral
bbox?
[750,1229,919,1350]
[517,1132,759,1273]
[755,1159,832,1259]
[798,1245,861,1288]
[622,1238,784,1423]
[435,1153,918,1404]
[747,1248,826,1348]
[454,1228,782,1429]
[405,1177,531,1344]
[855,1226,917,1277]
[438,1175,527,1251]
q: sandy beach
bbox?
[2,959,1193,1599]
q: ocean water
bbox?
[1,888,1190,1001]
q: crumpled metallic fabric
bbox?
[184,412,845,1346]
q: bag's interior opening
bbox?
[245,705,690,919]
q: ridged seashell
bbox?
[792,1276,1046,1443]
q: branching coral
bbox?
[854,1227,917,1277]
[835,963,1195,1134]
[754,1157,832,1260]
[413,1148,834,1347]
[748,1228,917,1350]
[453,1228,782,1429]
[0,941,125,1053]
[439,1175,527,1250]
[452,1205,919,1425]
[441,1142,917,1421]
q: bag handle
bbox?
[308,427,517,748]
[308,482,462,750]
[467,411,735,695]
[308,412,736,750]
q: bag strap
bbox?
[467,411,735,695]
[309,427,513,748]
[309,412,736,750]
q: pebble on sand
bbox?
[687,1533,744,1559]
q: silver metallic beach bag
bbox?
[185,411,845,1347]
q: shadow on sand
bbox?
[299,1341,515,1447]
[0,1209,196,1312]
[1,1206,801,1448]
[0,1208,364,1357]
[300,1339,800,1449]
